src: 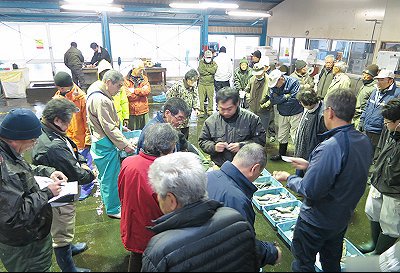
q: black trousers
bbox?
[214,80,230,93]
[291,217,346,272]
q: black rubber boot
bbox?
[270,143,288,161]
[54,245,91,272]
[370,234,398,255]
[357,221,381,253]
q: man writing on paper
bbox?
[0,108,65,272]
[32,98,95,272]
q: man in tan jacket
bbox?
[86,70,135,219]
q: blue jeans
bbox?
[291,217,346,272]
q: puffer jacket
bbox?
[234,66,252,92]
[199,108,266,167]
[0,140,55,247]
[54,84,90,149]
[141,199,259,272]
[198,60,217,86]
[64,46,84,69]
[32,124,95,186]
[124,72,151,116]
[360,84,400,134]
[371,127,400,197]
[270,75,303,116]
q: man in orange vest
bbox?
[53,72,95,201]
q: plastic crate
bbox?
[152,93,166,103]
[314,238,365,272]
[276,220,297,246]
[254,175,282,190]
[120,130,141,158]
[252,187,297,210]
[262,200,302,228]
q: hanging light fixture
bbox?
[60,1,123,12]
[169,2,239,10]
[227,10,272,18]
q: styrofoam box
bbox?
[120,130,141,158]
[252,187,297,210]
[276,219,297,246]
[262,200,302,228]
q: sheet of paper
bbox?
[34,176,78,203]
[281,156,294,163]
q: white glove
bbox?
[239,90,246,99]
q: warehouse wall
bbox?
[267,0,400,61]
[267,0,386,40]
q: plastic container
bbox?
[276,219,297,246]
[252,187,297,210]
[314,238,364,272]
[152,92,166,103]
[254,175,282,190]
[262,200,302,228]
[120,130,141,158]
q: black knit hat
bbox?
[219,46,226,53]
[0,109,42,140]
[252,50,262,59]
[54,72,73,87]
[363,64,379,77]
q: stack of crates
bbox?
[255,169,364,271]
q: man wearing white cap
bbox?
[244,57,271,134]
[360,69,400,153]
[268,69,303,161]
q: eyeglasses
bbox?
[173,114,186,122]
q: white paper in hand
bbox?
[34,176,78,203]
[281,156,294,163]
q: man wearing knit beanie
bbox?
[291,59,314,92]
[0,108,66,272]
[353,64,380,128]
[53,71,94,201]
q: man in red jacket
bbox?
[118,123,178,271]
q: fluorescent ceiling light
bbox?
[60,4,123,12]
[170,2,239,10]
[227,10,272,18]
[65,0,113,3]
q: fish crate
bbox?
[252,187,297,211]
[120,130,141,158]
[254,175,282,190]
[314,238,364,272]
[262,200,302,228]
[276,219,297,247]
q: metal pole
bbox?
[260,19,267,46]
[101,11,113,63]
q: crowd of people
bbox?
[0,43,399,272]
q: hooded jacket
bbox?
[124,71,151,116]
[141,199,259,272]
[54,84,90,149]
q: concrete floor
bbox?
[0,92,372,272]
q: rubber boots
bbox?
[54,244,91,272]
[369,234,398,255]
[270,143,288,161]
[357,221,381,253]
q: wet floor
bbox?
[0,93,372,272]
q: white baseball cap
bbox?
[252,62,265,76]
[268,69,285,88]
[375,69,395,79]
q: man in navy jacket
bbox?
[274,89,373,272]
[207,143,282,267]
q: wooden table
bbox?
[145,67,167,89]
